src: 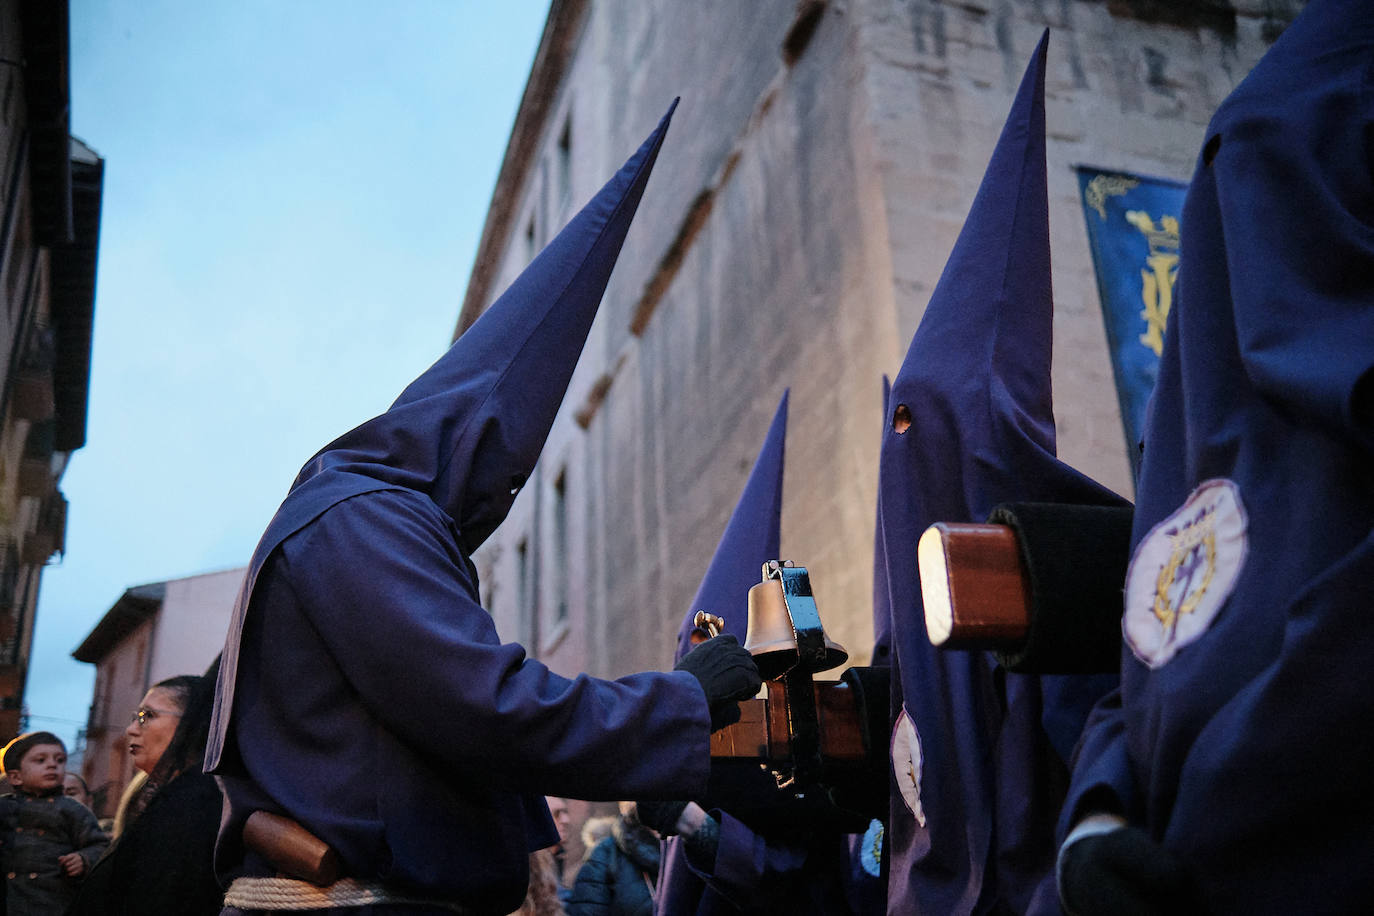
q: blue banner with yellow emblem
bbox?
[1075,167,1186,478]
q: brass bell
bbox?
[743,561,848,680]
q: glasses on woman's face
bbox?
[129,707,180,727]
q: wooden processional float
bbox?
[704,503,1134,834]
[700,561,888,834]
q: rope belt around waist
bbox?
[224,875,470,912]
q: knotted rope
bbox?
[224,875,469,912]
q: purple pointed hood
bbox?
[208,103,677,772]
[872,376,892,666]
[287,100,678,555]
[674,391,787,662]
[654,392,785,913]
[878,33,1123,912]
[881,30,1115,577]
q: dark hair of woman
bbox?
[126,657,220,824]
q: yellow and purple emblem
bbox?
[1124,478,1248,668]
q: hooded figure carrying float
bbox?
[648,391,885,916]
[206,103,761,915]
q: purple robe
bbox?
[658,811,857,916]
[1061,1,1374,909]
[879,33,1125,915]
[208,103,714,914]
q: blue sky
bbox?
[26,1,551,751]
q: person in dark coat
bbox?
[567,804,659,916]
[68,660,225,916]
[1058,1,1374,912]
[207,101,760,916]
[0,732,108,915]
[544,796,574,902]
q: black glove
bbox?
[634,799,689,836]
[674,634,762,731]
[634,801,720,867]
[682,812,720,868]
[1059,826,1202,916]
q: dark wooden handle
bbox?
[710,680,865,762]
[242,810,341,887]
[925,522,1031,647]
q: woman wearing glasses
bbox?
[69,660,225,915]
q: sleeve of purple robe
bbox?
[1216,57,1374,448]
[1057,688,1135,839]
[682,810,810,911]
[286,489,712,799]
[1156,533,1374,895]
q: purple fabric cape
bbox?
[206,102,716,912]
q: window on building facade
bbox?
[1107,0,1240,33]
[3,187,33,318]
[0,547,22,667]
[552,467,568,624]
[517,537,529,612]
[102,659,117,733]
[518,535,538,650]
[556,114,572,210]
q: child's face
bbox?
[8,742,66,794]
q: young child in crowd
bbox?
[0,731,110,914]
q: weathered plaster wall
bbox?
[472,0,1294,682]
[149,566,244,683]
[858,0,1287,497]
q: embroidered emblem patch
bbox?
[1124,478,1247,669]
[860,818,884,877]
[891,707,926,827]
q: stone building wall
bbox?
[0,0,101,740]
[466,0,1298,681]
[80,616,152,819]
